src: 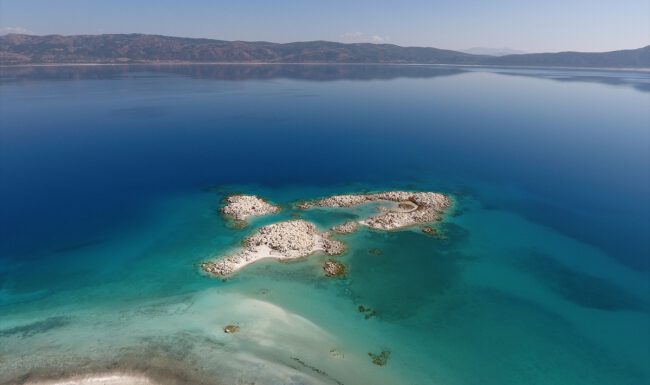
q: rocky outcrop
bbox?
[300,191,451,230]
[330,221,359,234]
[202,220,345,277]
[323,260,346,277]
[221,194,279,221]
[421,225,440,237]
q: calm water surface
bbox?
[0,65,648,385]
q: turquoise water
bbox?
[0,65,648,384]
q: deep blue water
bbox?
[0,65,648,385]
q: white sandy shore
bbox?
[24,373,157,385]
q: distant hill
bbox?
[460,47,527,56]
[485,47,650,68]
[1,34,648,68]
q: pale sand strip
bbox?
[24,373,156,385]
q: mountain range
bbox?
[1,34,648,68]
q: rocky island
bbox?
[221,194,280,221]
[301,191,451,230]
[204,191,450,277]
[202,220,345,277]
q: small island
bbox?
[202,220,345,277]
[221,194,280,221]
[301,191,451,230]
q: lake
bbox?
[0,64,648,385]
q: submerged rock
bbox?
[357,305,377,319]
[227,219,248,230]
[368,248,383,256]
[368,350,390,366]
[294,201,312,210]
[421,225,438,236]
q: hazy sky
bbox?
[1,0,648,52]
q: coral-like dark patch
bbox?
[434,222,470,249]
[51,239,105,254]
[368,248,383,256]
[357,305,378,319]
[0,316,70,339]
[368,350,390,366]
[290,357,344,385]
[521,252,646,311]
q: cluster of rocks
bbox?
[323,260,347,277]
[299,191,451,230]
[202,220,345,277]
[421,225,442,238]
[247,220,320,257]
[221,194,280,221]
[330,221,359,234]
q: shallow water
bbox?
[0,64,648,385]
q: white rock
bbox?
[202,220,345,277]
[302,191,451,230]
[221,194,279,221]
